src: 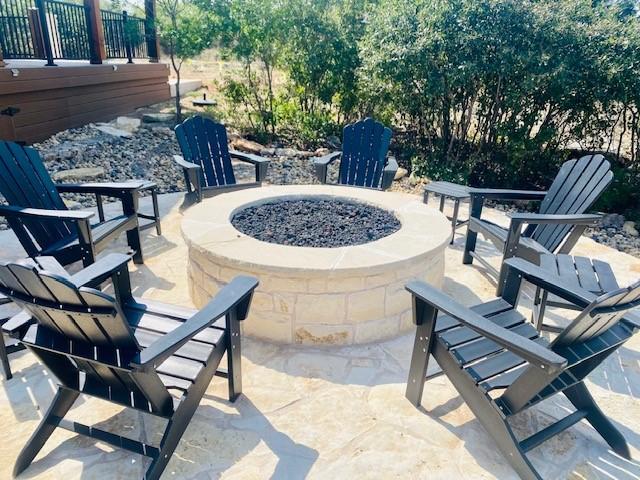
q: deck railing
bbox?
[0,0,158,65]
[101,9,147,60]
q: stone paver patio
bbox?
[0,191,639,479]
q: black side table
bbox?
[534,253,620,332]
[424,181,470,244]
[96,181,161,236]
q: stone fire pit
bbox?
[182,185,451,345]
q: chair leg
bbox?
[0,334,12,380]
[450,199,460,244]
[226,313,242,402]
[532,288,548,332]
[431,340,541,479]
[463,229,477,264]
[144,408,195,480]
[127,226,144,264]
[151,190,162,236]
[463,196,484,264]
[564,382,631,459]
[405,321,435,407]
[479,409,542,480]
[14,387,79,476]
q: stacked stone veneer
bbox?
[188,245,444,345]
[182,185,451,345]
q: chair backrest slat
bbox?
[532,155,612,251]
[339,118,392,189]
[175,116,236,188]
[0,257,175,414]
[0,261,140,350]
[0,141,72,247]
[549,279,640,348]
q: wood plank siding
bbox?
[0,63,170,144]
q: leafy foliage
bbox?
[359,0,640,217]
[181,0,640,217]
[157,0,216,121]
[210,0,370,137]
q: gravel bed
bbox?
[231,198,401,247]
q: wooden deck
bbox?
[0,62,171,144]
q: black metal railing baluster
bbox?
[33,0,55,64]
[122,9,132,63]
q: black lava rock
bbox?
[231,198,401,248]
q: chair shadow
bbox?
[16,393,318,479]
[2,360,87,423]
[416,391,640,479]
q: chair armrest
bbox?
[70,253,131,288]
[508,212,601,226]
[313,151,342,166]
[2,311,34,339]
[406,280,567,370]
[173,154,201,171]
[381,156,398,190]
[0,205,94,221]
[56,181,146,198]
[499,212,602,291]
[131,276,259,371]
[469,188,548,201]
[229,150,270,182]
[313,151,341,184]
[503,257,597,308]
[229,150,269,165]
[173,155,203,200]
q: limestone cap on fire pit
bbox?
[182,184,451,345]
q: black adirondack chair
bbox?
[174,115,270,202]
[405,257,640,480]
[463,154,613,295]
[0,141,147,266]
[0,253,258,479]
[314,117,398,190]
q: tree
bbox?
[156,0,214,122]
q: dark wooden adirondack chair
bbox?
[314,117,398,190]
[174,115,270,202]
[405,257,640,480]
[0,141,147,266]
[463,154,613,295]
[0,253,258,480]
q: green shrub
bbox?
[360,0,640,176]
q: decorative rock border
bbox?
[182,185,451,345]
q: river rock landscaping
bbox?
[1,114,635,258]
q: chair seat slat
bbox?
[156,355,205,383]
[126,310,225,345]
[574,256,601,292]
[435,298,512,333]
[134,328,216,364]
[449,323,539,365]
[466,337,548,383]
[438,310,525,348]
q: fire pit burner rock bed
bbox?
[231,198,401,248]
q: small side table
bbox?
[424,181,470,244]
[96,181,161,236]
[534,254,620,332]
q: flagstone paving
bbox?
[0,191,638,479]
